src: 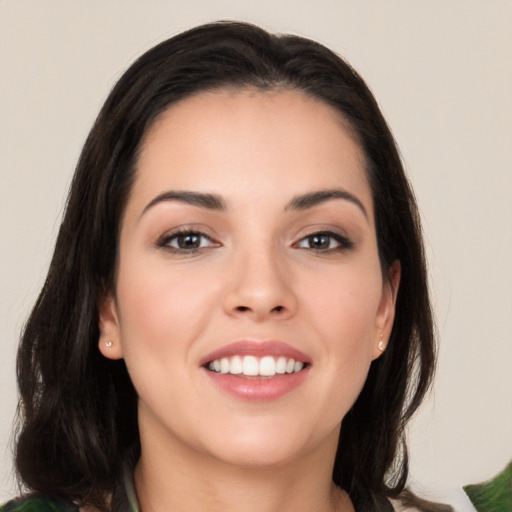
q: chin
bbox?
[209,438,307,468]
[199,417,339,470]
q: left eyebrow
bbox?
[285,188,368,219]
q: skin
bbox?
[98,89,400,512]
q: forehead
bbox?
[130,88,372,217]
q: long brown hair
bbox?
[15,21,437,511]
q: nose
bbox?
[222,246,298,322]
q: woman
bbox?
[4,21,446,512]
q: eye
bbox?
[294,231,353,252]
[158,230,219,253]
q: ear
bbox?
[97,293,124,360]
[372,260,401,360]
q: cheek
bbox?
[114,253,221,361]
[300,261,382,400]
[113,256,225,414]
[304,263,382,343]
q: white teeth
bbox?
[276,356,287,374]
[220,357,230,374]
[230,355,242,374]
[207,355,306,377]
[242,355,259,376]
[259,356,275,376]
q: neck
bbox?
[133,422,353,512]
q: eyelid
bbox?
[156,226,221,253]
[292,228,354,252]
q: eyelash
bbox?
[157,229,219,254]
[293,230,354,253]
[156,229,354,255]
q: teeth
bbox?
[276,356,287,374]
[207,355,306,377]
[230,355,242,374]
[220,357,230,374]
[242,355,259,376]
[259,356,275,376]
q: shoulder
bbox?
[0,496,78,512]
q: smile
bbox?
[207,355,305,377]
[201,340,311,400]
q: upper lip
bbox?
[200,340,311,367]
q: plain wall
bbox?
[1,1,511,510]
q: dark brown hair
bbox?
[15,21,438,511]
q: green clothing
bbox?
[0,497,78,512]
[1,471,139,512]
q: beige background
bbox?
[1,1,511,510]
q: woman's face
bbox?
[99,89,399,469]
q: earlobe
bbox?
[98,294,124,360]
[372,260,401,360]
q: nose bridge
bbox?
[223,235,296,319]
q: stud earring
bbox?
[378,334,385,352]
[106,341,113,347]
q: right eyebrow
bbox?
[140,190,227,219]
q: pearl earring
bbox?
[106,341,113,347]
[378,334,385,352]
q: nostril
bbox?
[234,305,285,313]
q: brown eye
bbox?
[307,234,331,250]
[295,231,354,252]
[159,230,219,252]
[175,233,202,249]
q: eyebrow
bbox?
[140,187,367,220]
[285,188,368,219]
[141,191,227,218]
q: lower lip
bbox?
[202,367,310,401]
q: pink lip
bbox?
[200,340,312,401]
[199,340,311,366]
[202,369,310,401]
